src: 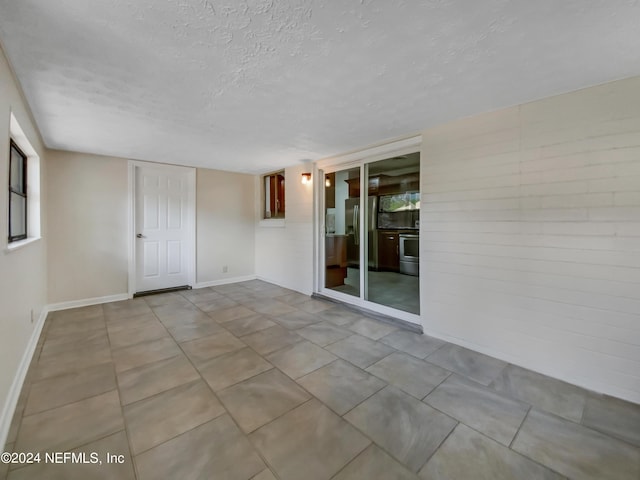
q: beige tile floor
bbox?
[2,280,639,480]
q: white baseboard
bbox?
[0,308,48,450]
[47,293,130,312]
[255,275,312,296]
[194,275,257,289]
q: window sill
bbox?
[6,237,41,253]
[259,219,286,228]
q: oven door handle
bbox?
[354,205,359,246]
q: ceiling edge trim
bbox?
[316,134,422,171]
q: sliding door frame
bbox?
[314,135,422,325]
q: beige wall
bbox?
[420,76,640,403]
[255,163,314,294]
[47,151,129,303]
[0,46,48,445]
[46,154,257,302]
[196,168,255,284]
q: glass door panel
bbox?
[323,167,360,297]
[365,153,421,314]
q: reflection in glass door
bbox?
[366,154,420,314]
[323,167,360,297]
[319,152,420,319]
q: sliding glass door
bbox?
[319,151,421,320]
[365,154,420,315]
[322,167,360,298]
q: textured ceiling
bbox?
[1,1,640,173]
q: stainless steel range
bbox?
[399,233,419,276]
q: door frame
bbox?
[314,135,422,325]
[127,160,197,297]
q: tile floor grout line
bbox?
[243,396,316,437]
[313,332,357,349]
[498,410,571,479]
[324,440,373,480]
[509,404,532,449]
[532,405,640,451]
[421,371,453,401]
[106,307,141,480]
[254,341,387,432]
[422,341,447,361]
[339,382,391,419]
[21,294,297,474]
[279,353,390,432]
[502,423,571,479]
[129,416,222,459]
[458,422,512,446]
[119,375,203,410]
[362,356,449,402]
[243,399,318,479]
[415,419,461,475]
[190,341,279,392]
[335,388,432,476]
[116,296,227,474]
[148,290,302,477]
[490,362,509,388]
[193,294,408,477]
[5,374,32,451]
[289,355,389,416]
[444,420,568,479]
[417,372,548,464]
[236,331,305,357]
[290,359,365,417]
[19,384,119,420]
[197,353,276,394]
[212,332,332,405]
[414,395,465,441]
[12,308,137,478]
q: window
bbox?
[7,112,41,249]
[263,171,285,219]
[8,140,27,242]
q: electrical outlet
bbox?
[30,309,34,324]
[222,265,228,273]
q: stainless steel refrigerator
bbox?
[345,197,378,270]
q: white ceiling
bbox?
[1,1,639,173]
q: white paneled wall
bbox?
[255,164,314,294]
[420,77,640,403]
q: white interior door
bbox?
[135,164,193,293]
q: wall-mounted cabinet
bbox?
[346,172,419,198]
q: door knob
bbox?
[136,233,145,238]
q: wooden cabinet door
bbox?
[378,231,399,271]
